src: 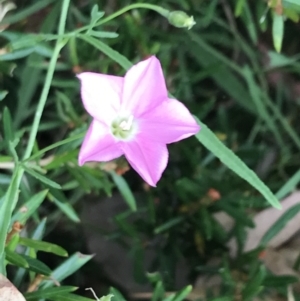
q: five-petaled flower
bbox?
[78,56,200,186]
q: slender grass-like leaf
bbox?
[5,249,29,268]
[19,254,52,275]
[276,169,300,199]
[260,203,300,245]
[40,252,94,288]
[78,34,132,70]
[109,171,137,211]
[0,169,20,275]
[1,0,56,25]
[24,286,77,300]
[11,190,48,226]
[23,166,61,189]
[272,13,284,53]
[194,117,281,209]
[18,237,68,257]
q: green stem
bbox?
[23,0,70,160]
[74,3,170,34]
[0,0,71,275]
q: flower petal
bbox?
[121,136,168,186]
[77,72,123,124]
[121,56,168,116]
[79,120,123,165]
[138,98,200,143]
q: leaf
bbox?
[18,237,68,257]
[267,51,298,69]
[272,13,284,53]
[90,4,105,22]
[235,0,246,16]
[49,190,80,223]
[19,254,52,275]
[194,117,281,209]
[110,288,127,301]
[109,171,137,211]
[171,285,193,301]
[89,30,119,38]
[154,216,184,234]
[263,275,298,287]
[276,169,300,199]
[260,203,300,245]
[11,190,48,225]
[283,0,300,6]
[3,107,14,143]
[24,286,77,300]
[151,281,165,301]
[1,0,56,25]
[0,90,8,101]
[23,166,61,189]
[40,252,94,288]
[0,169,20,274]
[5,249,29,268]
[0,48,36,61]
[79,34,132,70]
[49,293,97,301]
[242,266,265,300]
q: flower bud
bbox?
[168,11,196,30]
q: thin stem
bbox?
[0,0,71,275]
[23,0,70,160]
[74,3,169,34]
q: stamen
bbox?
[119,115,134,131]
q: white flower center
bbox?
[111,114,137,140]
[119,115,134,131]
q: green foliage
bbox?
[0,0,300,300]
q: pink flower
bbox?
[78,56,200,186]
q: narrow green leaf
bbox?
[109,171,137,211]
[1,0,56,25]
[79,34,132,70]
[49,190,80,223]
[49,293,97,301]
[24,286,77,300]
[194,117,281,209]
[19,254,52,275]
[276,169,300,200]
[260,203,300,245]
[110,288,127,301]
[242,66,283,148]
[172,285,193,301]
[272,13,284,53]
[11,190,48,225]
[99,295,114,301]
[0,48,35,61]
[263,275,298,287]
[0,90,8,101]
[235,0,246,16]
[5,248,29,268]
[151,281,164,301]
[40,252,94,288]
[18,237,68,257]
[242,266,265,300]
[89,30,119,38]
[283,0,300,6]
[3,107,13,142]
[0,168,20,274]
[25,132,84,162]
[199,208,213,239]
[23,166,61,189]
[267,51,298,69]
[154,216,184,234]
